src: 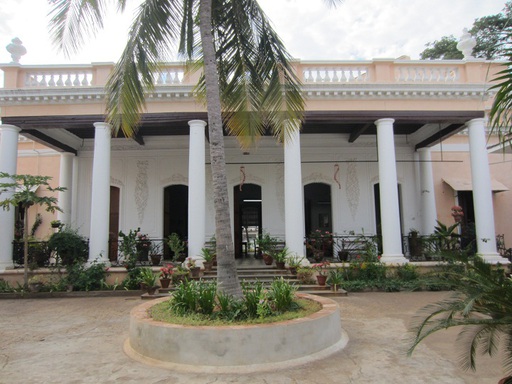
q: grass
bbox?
[150,297,322,326]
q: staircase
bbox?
[143,262,347,299]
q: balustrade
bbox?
[3,59,495,90]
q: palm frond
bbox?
[408,253,512,375]
[105,0,185,137]
[194,0,305,148]
[48,0,113,57]
[489,30,512,134]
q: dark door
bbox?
[234,184,262,258]
[163,185,188,259]
[108,186,120,262]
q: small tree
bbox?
[0,173,65,288]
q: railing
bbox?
[305,234,380,262]
[2,59,500,90]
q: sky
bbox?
[0,0,508,65]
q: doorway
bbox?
[234,184,262,259]
[304,183,332,257]
[163,185,188,259]
[373,183,403,252]
[108,186,120,262]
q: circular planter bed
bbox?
[125,293,348,373]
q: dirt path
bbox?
[0,292,506,383]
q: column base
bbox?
[0,261,15,272]
[478,253,510,265]
[380,254,408,265]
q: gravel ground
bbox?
[0,291,506,384]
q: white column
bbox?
[284,121,307,262]
[88,122,111,265]
[57,153,74,226]
[467,118,507,263]
[375,118,407,264]
[0,125,21,271]
[187,120,207,262]
[418,148,437,235]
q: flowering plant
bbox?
[136,232,151,249]
[312,261,330,276]
[185,257,197,269]
[159,264,174,279]
[306,230,332,252]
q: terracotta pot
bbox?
[159,278,171,289]
[189,267,201,278]
[275,261,286,269]
[203,261,213,271]
[262,254,273,265]
[150,254,161,266]
[316,274,327,286]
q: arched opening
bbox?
[304,183,332,257]
[234,184,262,259]
[163,185,188,259]
[108,186,120,262]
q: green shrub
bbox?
[268,278,297,312]
[48,228,88,266]
[242,280,264,318]
[122,267,144,290]
[65,261,108,291]
[396,264,419,281]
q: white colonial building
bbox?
[0,56,509,271]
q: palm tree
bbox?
[48,0,341,297]
[408,253,512,381]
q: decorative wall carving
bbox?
[346,162,360,220]
[135,160,149,224]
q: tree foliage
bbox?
[420,1,512,60]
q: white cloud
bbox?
[0,0,507,65]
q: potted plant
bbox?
[139,267,159,295]
[136,231,151,262]
[149,242,162,266]
[167,233,186,262]
[50,220,62,229]
[273,247,289,269]
[307,230,332,261]
[296,266,315,284]
[313,261,330,286]
[171,265,189,285]
[286,254,304,275]
[200,247,215,271]
[326,269,344,292]
[186,257,201,278]
[159,264,174,288]
[258,233,278,265]
[28,275,45,292]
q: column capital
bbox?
[0,124,21,134]
[375,118,395,126]
[466,117,486,127]
[93,121,112,129]
[188,120,207,128]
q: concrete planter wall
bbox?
[125,293,347,373]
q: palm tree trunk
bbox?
[199,0,242,297]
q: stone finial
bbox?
[456,28,476,59]
[6,37,27,63]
